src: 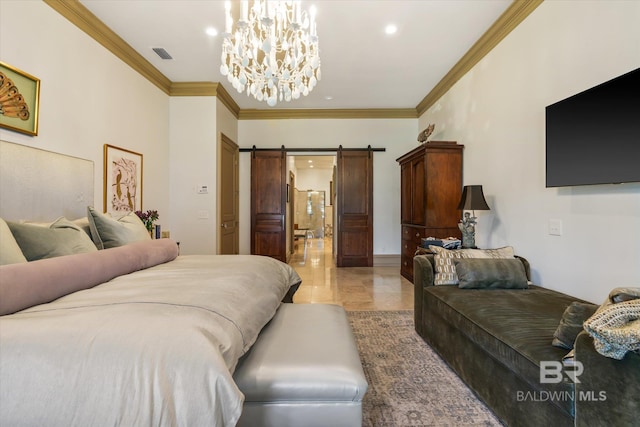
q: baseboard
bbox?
[373,254,401,267]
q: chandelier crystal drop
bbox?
[220,0,321,106]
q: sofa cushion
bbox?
[454,258,528,289]
[429,246,515,285]
[552,302,598,350]
[424,284,581,416]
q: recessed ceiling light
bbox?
[308,160,313,163]
[385,24,397,35]
[310,165,314,168]
[325,95,333,100]
[206,27,218,37]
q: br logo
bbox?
[540,360,584,384]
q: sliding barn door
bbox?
[336,150,373,267]
[251,150,286,262]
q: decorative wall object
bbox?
[103,144,143,214]
[417,123,435,143]
[0,62,40,136]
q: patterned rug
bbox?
[347,310,503,427]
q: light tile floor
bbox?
[289,237,414,310]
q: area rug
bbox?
[347,310,503,426]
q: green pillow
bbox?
[552,301,598,350]
[453,258,528,289]
[87,206,150,249]
[0,217,28,265]
[7,217,97,261]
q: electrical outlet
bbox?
[548,219,563,236]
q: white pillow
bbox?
[87,206,150,249]
[429,245,515,285]
[0,217,27,265]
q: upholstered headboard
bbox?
[0,140,94,221]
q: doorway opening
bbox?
[288,154,335,266]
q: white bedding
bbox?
[0,254,301,426]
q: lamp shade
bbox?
[457,185,490,211]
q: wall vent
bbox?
[152,47,173,60]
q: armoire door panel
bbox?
[400,162,412,224]
[425,149,463,228]
[411,157,426,225]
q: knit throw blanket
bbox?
[584,287,640,360]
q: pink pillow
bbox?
[0,239,179,315]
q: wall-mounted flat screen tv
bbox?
[545,67,640,187]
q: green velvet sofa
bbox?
[413,253,639,427]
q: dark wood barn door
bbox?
[336,149,373,267]
[251,150,286,262]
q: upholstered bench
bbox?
[233,303,368,427]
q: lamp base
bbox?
[460,233,476,250]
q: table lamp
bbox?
[457,185,490,248]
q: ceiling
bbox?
[77,0,513,111]
[293,155,335,171]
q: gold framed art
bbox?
[103,144,143,215]
[0,62,40,136]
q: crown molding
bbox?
[238,108,418,120]
[44,0,172,95]
[213,84,241,118]
[170,82,218,97]
[415,0,543,116]
[170,82,240,118]
[46,0,540,119]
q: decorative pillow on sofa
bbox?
[7,217,98,261]
[0,218,28,265]
[453,258,528,289]
[429,246,515,285]
[87,206,150,249]
[552,301,599,350]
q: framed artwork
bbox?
[103,144,143,214]
[0,62,40,136]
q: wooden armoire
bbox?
[396,142,464,281]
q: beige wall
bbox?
[0,1,170,225]
[168,96,218,254]
[419,0,640,303]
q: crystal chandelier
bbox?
[220,0,321,106]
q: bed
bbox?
[0,141,302,426]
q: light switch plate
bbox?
[548,219,563,236]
